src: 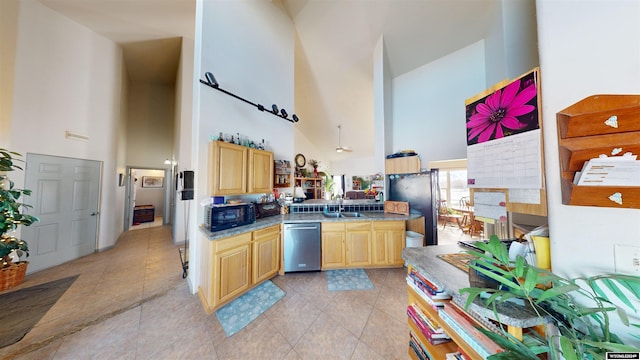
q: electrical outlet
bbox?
[614,244,640,274]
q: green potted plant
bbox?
[322,172,335,200]
[460,235,640,359]
[0,148,38,291]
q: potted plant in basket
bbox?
[0,148,38,291]
[460,235,640,360]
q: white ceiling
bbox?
[37,0,498,161]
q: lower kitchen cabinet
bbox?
[346,222,372,266]
[372,221,406,266]
[252,225,280,284]
[321,220,405,270]
[198,224,281,314]
[321,222,346,269]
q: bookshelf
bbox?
[274,160,291,188]
[294,177,323,199]
[403,246,550,360]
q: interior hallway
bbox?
[0,221,472,359]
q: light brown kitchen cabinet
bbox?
[208,141,274,196]
[321,220,406,270]
[248,148,274,193]
[252,225,280,284]
[372,221,406,266]
[209,141,248,195]
[385,156,420,174]
[198,225,281,314]
[346,222,371,266]
[321,222,346,269]
[199,232,252,314]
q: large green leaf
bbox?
[535,284,580,304]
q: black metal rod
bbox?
[199,79,299,123]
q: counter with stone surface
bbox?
[402,245,549,329]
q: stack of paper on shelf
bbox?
[574,153,640,186]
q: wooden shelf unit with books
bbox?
[406,264,502,360]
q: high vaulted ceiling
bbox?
[37,0,499,160]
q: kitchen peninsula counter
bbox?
[402,245,549,329]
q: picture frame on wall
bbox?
[142,176,164,188]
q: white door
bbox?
[22,154,101,273]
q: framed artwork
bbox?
[142,176,164,188]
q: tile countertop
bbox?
[402,245,549,329]
[200,212,421,241]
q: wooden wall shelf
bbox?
[557,94,640,208]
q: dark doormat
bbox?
[0,275,78,348]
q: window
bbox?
[430,159,469,208]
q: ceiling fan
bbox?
[335,125,352,152]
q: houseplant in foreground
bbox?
[0,148,38,291]
[460,235,640,360]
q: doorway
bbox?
[124,166,174,232]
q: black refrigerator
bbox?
[387,170,440,246]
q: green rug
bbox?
[325,269,374,291]
[216,280,285,337]
[0,275,78,348]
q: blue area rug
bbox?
[326,269,375,291]
[216,280,285,337]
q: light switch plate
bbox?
[614,244,640,275]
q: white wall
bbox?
[126,82,175,168]
[172,36,195,246]
[391,41,487,166]
[192,0,294,291]
[10,0,126,252]
[537,0,640,277]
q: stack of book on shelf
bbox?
[407,303,451,345]
[406,269,452,308]
[409,329,430,360]
[445,348,474,360]
[438,302,504,359]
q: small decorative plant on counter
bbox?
[460,235,640,360]
[0,148,39,291]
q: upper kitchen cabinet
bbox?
[248,148,274,193]
[209,141,273,196]
[385,155,420,174]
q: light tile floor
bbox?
[0,223,471,360]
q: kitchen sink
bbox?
[322,212,343,218]
[342,212,365,218]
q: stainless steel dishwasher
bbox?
[283,222,321,272]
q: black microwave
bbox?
[204,203,255,232]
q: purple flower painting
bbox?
[466,71,539,145]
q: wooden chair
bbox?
[438,201,464,230]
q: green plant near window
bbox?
[460,235,640,360]
[0,148,38,268]
[322,172,334,196]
